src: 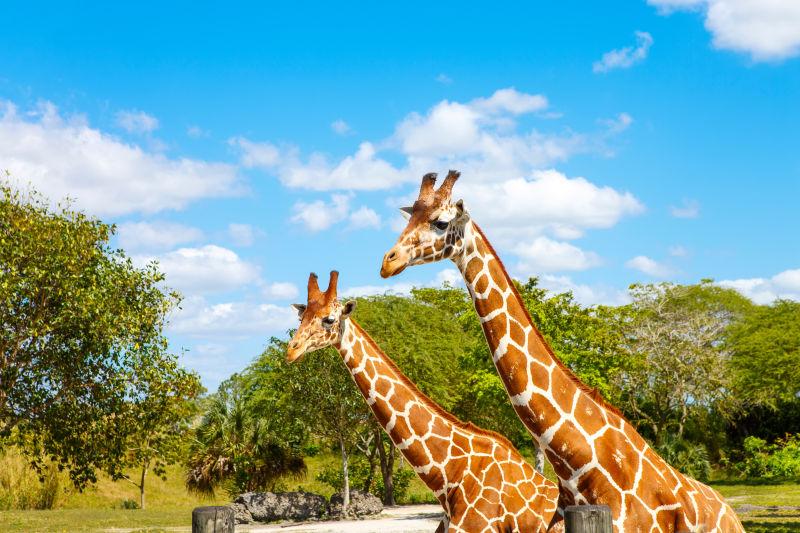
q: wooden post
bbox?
[192,506,235,533]
[564,505,612,533]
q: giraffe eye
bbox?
[321,316,335,327]
[432,220,449,231]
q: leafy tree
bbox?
[113,351,202,509]
[727,299,800,408]
[0,183,179,487]
[614,281,752,444]
[186,377,306,496]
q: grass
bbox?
[1,452,798,532]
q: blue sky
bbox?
[1,1,798,388]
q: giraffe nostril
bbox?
[387,250,397,261]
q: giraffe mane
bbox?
[472,223,627,421]
[349,318,523,452]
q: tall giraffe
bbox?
[380,171,743,532]
[287,271,560,533]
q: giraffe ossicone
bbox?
[380,171,744,532]
[287,270,560,533]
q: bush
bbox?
[735,434,800,479]
[0,446,61,510]
[120,499,140,509]
[656,437,712,481]
[315,458,416,503]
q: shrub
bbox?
[656,437,712,481]
[735,434,800,479]
[0,446,61,510]
[315,458,416,502]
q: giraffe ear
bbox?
[455,199,465,215]
[399,206,413,221]
[291,304,306,319]
[342,300,357,317]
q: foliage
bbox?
[185,378,306,496]
[655,436,712,481]
[111,351,202,509]
[734,435,800,479]
[315,456,415,502]
[0,183,180,488]
[727,300,800,408]
[613,281,752,444]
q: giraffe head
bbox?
[380,170,468,278]
[286,270,356,362]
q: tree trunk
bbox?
[534,443,545,474]
[139,463,147,510]
[363,430,380,493]
[378,437,396,506]
[339,437,350,513]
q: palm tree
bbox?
[185,385,306,496]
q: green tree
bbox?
[614,281,752,444]
[113,351,202,509]
[727,299,800,408]
[0,183,180,487]
[186,377,307,496]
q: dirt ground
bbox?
[238,505,444,533]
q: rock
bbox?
[234,491,327,522]
[230,502,253,524]
[328,490,384,518]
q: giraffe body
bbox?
[287,271,560,533]
[380,171,744,532]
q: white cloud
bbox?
[339,268,462,298]
[470,88,549,116]
[331,119,352,135]
[668,245,689,257]
[593,31,654,73]
[290,194,382,232]
[227,223,258,246]
[718,268,800,303]
[460,169,645,243]
[187,125,209,138]
[139,245,260,294]
[0,101,240,216]
[232,139,407,191]
[290,194,352,231]
[348,206,381,229]
[600,112,634,133]
[625,255,675,278]
[117,221,203,251]
[670,198,700,218]
[263,282,300,300]
[170,295,296,338]
[435,73,453,84]
[115,109,159,134]
[538,274,631,306]
[229,136,282,168]
[513,237,601,273]
[648,0,800,61]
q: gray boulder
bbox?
[230,502,253,524]
[328,490,383,518]
[234,491,327,522]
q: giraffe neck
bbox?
[453,221,638,492]
[334,319,459,496]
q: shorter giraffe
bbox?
[287,271,560,533]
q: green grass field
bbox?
[1,456,798,532]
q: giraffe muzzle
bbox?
[380,248,408,278]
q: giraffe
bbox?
[379,171,744,533]
[287,270,561,533]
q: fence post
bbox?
[564,505,612,533]
[192,506,235,533]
